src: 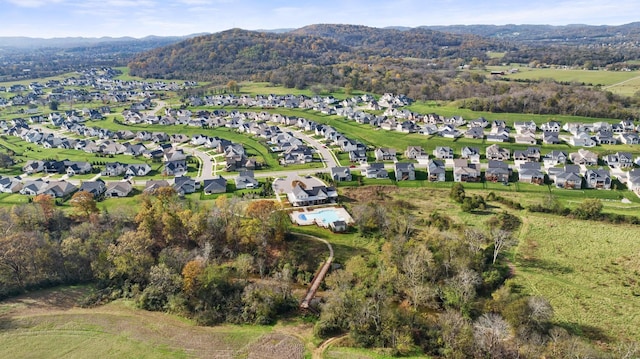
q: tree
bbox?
[450,183,466,203]
[473,313,515,358]
[49,101,59,111]
[70,190,100,219]
[491,229,517,264]
[33,193,55,222]
[107,230,154,284]
[400,244,435,309]
[573,198,603,220]
[226,80,240,93]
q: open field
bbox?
[0,286,303,359]
[487,65,640,86]
[352,187,640,343]
[512,213,640,343]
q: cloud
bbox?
[4,0,65,7]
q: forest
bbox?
[1,185,634,358]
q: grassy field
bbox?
[511,213,640,343]
[487,65,640,86]
[0,286,303,359]
[343,187,640,344]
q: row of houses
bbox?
[0,168,261,199]
[327,160,640,192]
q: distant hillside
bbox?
[0,34,204,49]
[422,22,640,45]
[128,24,503,80]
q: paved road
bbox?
[180,146,215,181]
[291,129,339,169]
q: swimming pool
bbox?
[298,209,343,224]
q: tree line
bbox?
[0,187,637,357]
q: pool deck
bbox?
[289,206,354,227]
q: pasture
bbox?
[0,286,303,359]
[512,213,640,342]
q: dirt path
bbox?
[313,334,347,359]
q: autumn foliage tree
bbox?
[70,190,100,219]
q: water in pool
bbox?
[298,209,342,224]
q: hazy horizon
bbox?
[1,0,639,39]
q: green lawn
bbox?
[0,287,283,359]
[486,65,640,87]
[511,213,640,342]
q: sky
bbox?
[1,0,639,38]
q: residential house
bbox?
[515,133,537,145]
[570,132,596,147]
[105,181,133,197]
[20,179,48,196]
[513,147,541,163]
[103,162,127,177]
[486,144,510,161]
[486,161,510,183]
[543,151,568,167]
[548,165,582,189]
[173,176,198,195]
[374,147,397,161]
[65,161,93,176]
[619,132,640,145]
[427,159,446,182]
[394,162,415,181]
[433,146,454,160]
[235,170,260,189]
[603,152,634,169]
[364,163,389,179]
[542,131,561,145]
[569,149,598,166]
[518,162,545,184]
[330,167,352,182]
[584,168,612,189]
[287,184,338,207]
[595,130,617,145]
[144,180,171,194]
[125,163,152,177]
[43,180,78,198]
[453,159,481,182]
[79,179,106,197]
[540,121,561,132]
[464,127,485,139]
[349,149,367,163]
[627,169,640,195]
[404,146,428,160]
[203,176,228,194]
[0,176,22,193]
[460,147,481,163]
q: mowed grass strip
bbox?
[512,213,640,342]
[0,287,282,359]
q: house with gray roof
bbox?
[173,176,198,195]
[453,159,481,182]
[105,181,133,197]
[79,179,106,197]
[394,162,415,181]
[287,184,338,207]
[584,168,611,189]
[427,160,446,182]
[235,170,260,189]
[203,176,228,195]
[518,162,545,185]
[330,167,352,182]
[364,163,389,179]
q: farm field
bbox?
[487,65,640,87]
[0,286,303,359]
